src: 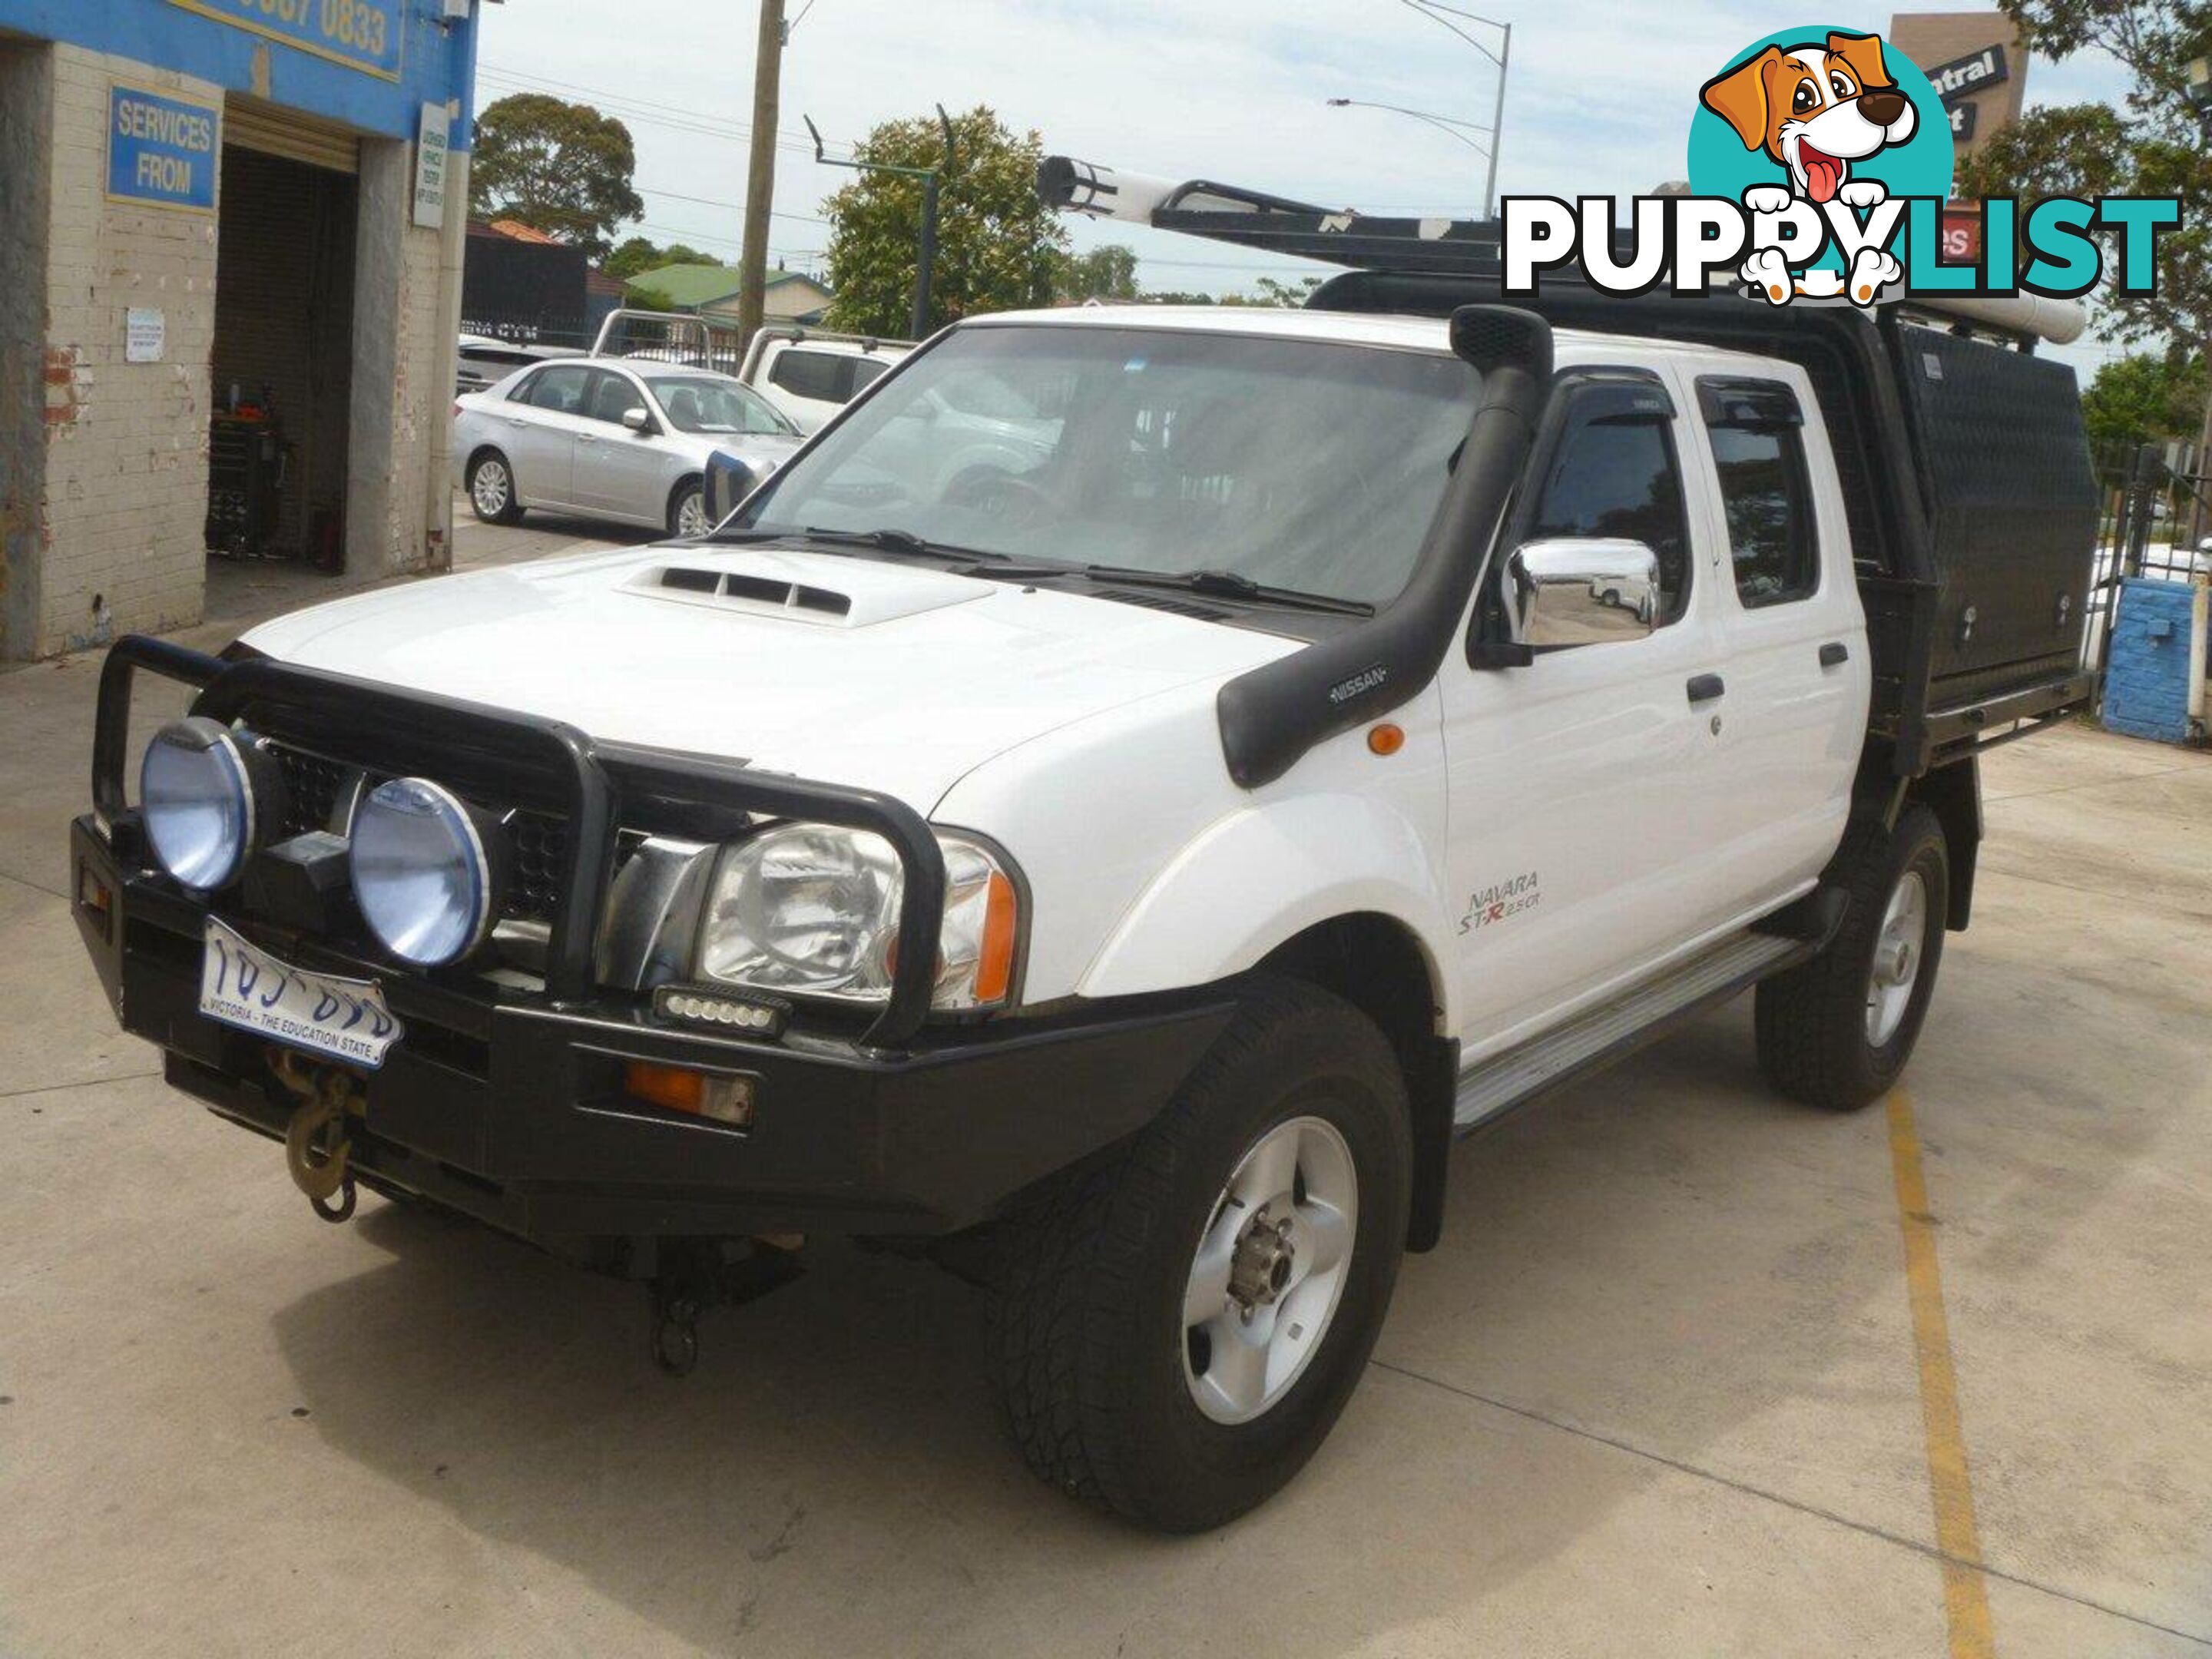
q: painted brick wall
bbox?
[2102,578,2201,744]
[8,41,462,658]
[36,42,220,654]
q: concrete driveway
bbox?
[3,533,2209,1657]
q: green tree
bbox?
[823,106,1068,336]
[601,237,712,280]
[471,93,644,260]
[1959,1,2210,346]
[1227,274,1324,308]
[1050,243,1141,303]
[2080,350,2207,452]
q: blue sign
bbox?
[106,84,220,213]
[166,0,404,82]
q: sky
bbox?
[475,0,2136,375]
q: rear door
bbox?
[1439,368,1740,1058]
[499,364,596,508]
[1683,373,1869,908]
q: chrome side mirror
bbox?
[1504,538,1661,646]
[621,406,654,434]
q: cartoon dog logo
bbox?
[1700,31,1916,304]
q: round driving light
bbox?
[350,777,503,967]
[140,717,260,890]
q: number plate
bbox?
[198,919,405,1070]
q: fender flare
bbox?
[1077,793,1459,1034]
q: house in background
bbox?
[624,262,834,326]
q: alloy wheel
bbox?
[1181,1114,1358,1426]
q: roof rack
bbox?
[1035,155,2085,349]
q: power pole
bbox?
[735,0,786,348]
[805,104,953,339]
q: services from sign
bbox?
[107,84,219,213]
[167,0,403,81]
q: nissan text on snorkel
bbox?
[74,69,2130,1525]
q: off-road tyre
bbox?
[986,978,1412,1532]
[1755,805,1949,1111]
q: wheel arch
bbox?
[465,442,510,480]
[1251,913,1459,1254]
[1068,795,1461,1250]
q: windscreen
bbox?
[648,378,795,437]
[733,324,1479,605]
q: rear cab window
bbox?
[768,349,849,404]
[1697,378,1819,607]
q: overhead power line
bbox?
[635,181,826,227]
[475,61,851,157]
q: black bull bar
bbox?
[91,634,950,1047]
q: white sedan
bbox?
[455,359,803,538]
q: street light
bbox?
[1325,97,1495,161]
[806,104,955,339]
[1369,0,1512,218]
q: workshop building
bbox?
[0,0,481,659]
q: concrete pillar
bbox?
[344,134,449,581]
[0,41,55,660]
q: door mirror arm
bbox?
[1468,638,1535,671]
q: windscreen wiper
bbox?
[1080,565,1376,617]
[706,524,975,557]
[710,524,1071,579]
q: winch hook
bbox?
[272,1048,365,1224]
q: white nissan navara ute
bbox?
[73,225,2098,1530]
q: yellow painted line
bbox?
[1886,1088,1996,1659]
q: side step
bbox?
[1453,931,1813,1133]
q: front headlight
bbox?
[140,717,276,891]
[697,824,1019,1011]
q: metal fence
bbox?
[588,309,746,375]
[2086,440,2208,700]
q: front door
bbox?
[1439,366,1737,1061]
[570,368,672,522]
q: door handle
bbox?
[1686,673,1726,704]
[1819,641,1849,667]
[577,433,598,445]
